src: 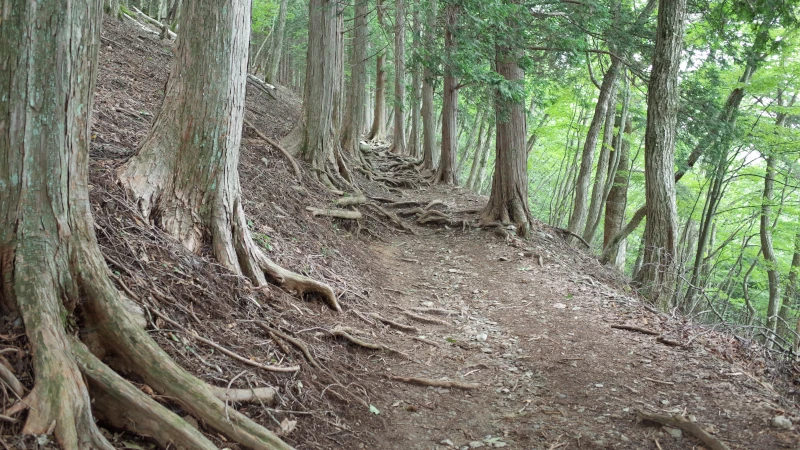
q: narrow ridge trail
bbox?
[350,154,799,449]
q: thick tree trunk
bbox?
[566,58,621,241]
[341,0,369,156]
[392,0,407,153]
[632,0,686,305]
[603,119,631,269]
[118,0,338,305]
[481,44,532,237]
[2,2,296,448]
[265,0,289,84]
[433,4,459,184]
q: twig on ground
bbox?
[610,324,660,336]
[387,375,481,390]
[244,117,302,181]
[643,377,674,386]
[410,307,460,316]
[636,410,730,450]
[400,310,451,326]
[412,336,442,348]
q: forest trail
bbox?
[51,17,796,450]
[350,175,799,450]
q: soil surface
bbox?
[1,14,799,450]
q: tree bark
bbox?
[341,0,369,156]
[464,114,489,185]
[471,119,495,191]
[265,0,289,84]
[433,4,459,184]
[603,119,631,268]
[118,0,338,304]
[1,1,295,448]
[369,0,388,141]
[480,36,532,237]
[583,82,618,244]
[632,0,686,306]
[566,58,621,241]
[392,0,407,153]
[408,0,423,159]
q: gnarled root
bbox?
[73,341,218,450]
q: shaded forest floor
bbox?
[2,16,800,450]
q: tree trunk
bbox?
[2,1,295,448]
[369,0,388,141]
[464,115,489,186]
[583,82,619,244]
[391,0,407,153]
[341,0,369,156]
[408,0,423,159]
[603,119,632,268]
[118,0,338,303]
[457,108,485,174]
[480,40,532,237]
[433,4,459,184]
[471,120,495,191]
[265,0,289,84]
[632,0,686,306]
[783,232,800,349]
[566,58,621,241]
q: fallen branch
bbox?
[208,385,277,404]
[257,323,321,369]
[247,73,277,99]
[370,313,419,333]
[636,410,730,450]
[130,6,176,39]
[387,375,481,390]
[306,206,363,220]
[244,118,302,181]
[551,226,591,249]
[610,324,659,336]
[656,336,683,347]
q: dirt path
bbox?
[352,185,799,450]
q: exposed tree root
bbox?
[0,362,24,399]
[209,385,277,404]
[146,305,301,373]
[369,313,419,333]
[306,206,363,220]
[73,341,218,450]
[257,323,322,370]
[386,376,481,390]
[412,336,442,348]
[364,203,416,233]
[610,324,660,336]
[244,117,302,181]
[410,307,460,316]
[335,195,368,206]
[399,310,452,326]
[330,326,411,359]
[636,410,730,450]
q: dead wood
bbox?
[257,323,321,369]
[550,226,591,248]
[610,324,660,336]
[244,118,302,181]
[306,206,363,220]
[130,7,177,39]
[208,385,277,404]
[656,336,683,347]
[369,313,419,333]
[247,74,278,99]
[636,410,731,450]
[386,375,481,390]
